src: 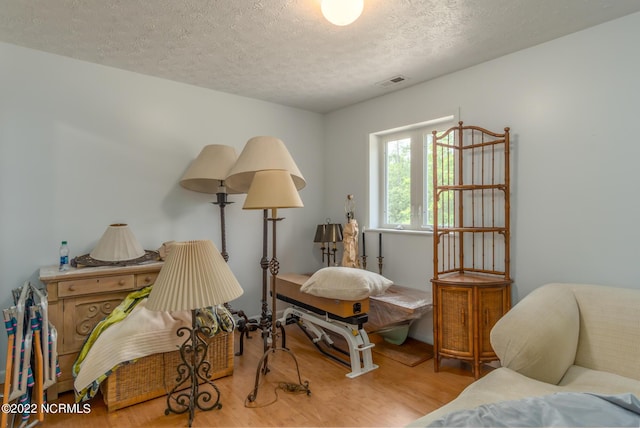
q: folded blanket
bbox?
[73,294,192,401]
[73,285,236,402]
[73,286,152,378]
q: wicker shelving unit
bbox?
[431,122,512,379]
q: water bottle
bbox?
[59,241,70,271]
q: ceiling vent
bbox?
[376,75,408,88]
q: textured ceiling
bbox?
[2,0,640,113]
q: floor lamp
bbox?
[225,136,306,356]
[179,144,240,262]
[146,240,244,427]
[241,169,310,403]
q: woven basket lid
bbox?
[90,223,145,262]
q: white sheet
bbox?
[425,392,640,427]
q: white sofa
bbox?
[409,283,640,426]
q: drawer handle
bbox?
[460,308,466,326]
[144,276,152,284]
[68,285,75,292]
[118,279,126,286]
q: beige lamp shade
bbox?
[225,136,306,193]
[243,170,304,210]
[179,144,240,194]
[90,223,145,262]
[146,240,244,312]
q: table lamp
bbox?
[313,221,343,266]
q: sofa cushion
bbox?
[406,367,562,427]
[559,365,640,396]
[568,284,640,381]
[490,283,580,384]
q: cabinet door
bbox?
[438,286,473,357]
[477,286,509,357]
[62,292,131,353]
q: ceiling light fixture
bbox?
[321,0,364,26]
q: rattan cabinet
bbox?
[431,122,512,379]
[39,262,162,399]
[432,278,510,378]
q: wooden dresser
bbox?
[39,262,163,399]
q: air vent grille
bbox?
[376,75,408,88]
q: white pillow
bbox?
[300,267,393,300]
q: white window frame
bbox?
[370,115,455,232]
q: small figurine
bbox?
[341,195,361,268]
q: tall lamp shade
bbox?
[243,170,304,210]
[146,240,243,312]
[225,136,306,193]
[180,145,240,194]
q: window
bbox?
[373,115,455,231]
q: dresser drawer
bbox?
[58,274,135,297]
[57,352,77,384]
[136,272,159,288]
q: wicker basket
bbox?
[101,331,234,411]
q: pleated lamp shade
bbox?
[146,240,244,312]
[179,144,240,194]
[243,170,304,210]
[225,136,306,193]
[90,223,145,262]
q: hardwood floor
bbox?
[42,326,475,427]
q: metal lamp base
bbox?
[246,345,311,404]
[165,309,222,427]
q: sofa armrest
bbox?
[490,283,580,385]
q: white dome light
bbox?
[321,0,364,26]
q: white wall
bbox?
[2,10,640,371]
[0,42,325,372]
[324,12,640,343]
